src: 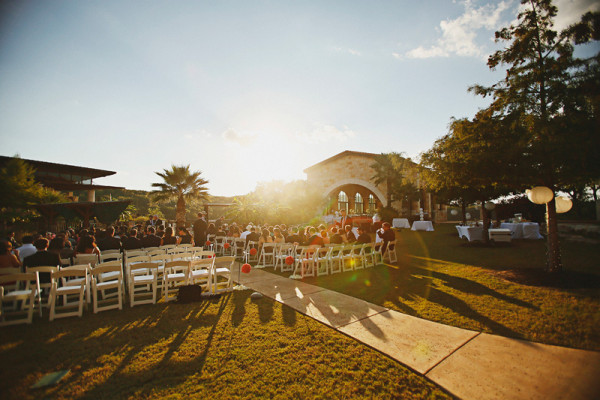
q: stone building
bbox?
[304,150,446,222]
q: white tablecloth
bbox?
[392,218,410,229]
[499,222,543,239]
[456,225,483,241]
[411,221,434,231]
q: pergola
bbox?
[0,156,130,228]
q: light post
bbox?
[526,187,572,272]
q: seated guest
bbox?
[329,227,344,244]
[178,227,193,245]
[286,227,302,245]
[321,230,330,245]
[344,225,356,243]
[161,226,178,246]
[377,222,395,254]
[207,223,217,236]
[215,224,227,237]
[156,225,166,238]
[240,225,252,240]
[16,235,37,262]
[258,229,273,248]
[48,236,73,260]
[356,227,371,244]
[97,226,122,251]
[123,229,143,250]
[75,235,101,256]
[141,226,161,248]
[279,224,288,240]
[0,240,21,272]
[23,238,61,284]
[245,227,260,246]
[273,228,285,244]
[304,227,324,247]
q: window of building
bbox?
[368,194,376,213]
[338,191,348,212]
[355,193,363,214]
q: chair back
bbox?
[74,253,99,267]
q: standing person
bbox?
[336,210,353,231]
[193,212,208,246]
[377,222,395,254]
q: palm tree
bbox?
[151,165,209,227]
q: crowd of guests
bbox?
[1,210,395,274]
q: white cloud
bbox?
[222,128,257,146]
[298,124,356,144]
[404,0,512,59]
[333,47,362,56]
[551,0,599,31]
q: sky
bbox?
[1,0,598,196]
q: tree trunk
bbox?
[546,198,562,273]
[176,195,186,228]
[481,198,490,244]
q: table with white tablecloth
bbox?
[499,222,543,239]
[456,225,483,241]
[411,221,434,231]
[392,218,410,229]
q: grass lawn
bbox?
[267,224,600,351]
[0,291,454,399]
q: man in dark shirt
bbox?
[329,227,344,244]
[344,225,356,243]
[245,227,260,246]
[97,226,122,251]
[377,222,395,254]
[23,238,61,283]
[141,227,161,248]
[356,227,372,244]
[193,212,208,246]
[123,229,143,250]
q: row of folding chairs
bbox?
[260,241,397,279]
[0,255,236,326]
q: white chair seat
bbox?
[95,281,119,290]
[166,272,186,280]
[4,289,33,298]
[100,271,120,280]
[133,275,155,285]
[190,270,209,278]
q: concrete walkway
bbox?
[231,265,600,400]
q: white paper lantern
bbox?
[555,196,573,214]
[526,186,554,204]
[484,202,496,211]
[465,212,471,220]
[450,209,458,216]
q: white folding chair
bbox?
[315,247,331,276]
[0,272,39,326]
[383,240,398,263]
[222,237,235,256]
[74,253,99,268]
[25,266,59,316]
[274,243,295,272]
[91,263,123,313]
[351,244,365,270]
[233,238,246,258]
[362,243,376,268]
[99,251,122,263]
[189,258,214,290]
[159,244,177,252]
[341,244,355,272]
[328,245,344,274]
[246,241,259,263]
[257,243,276,268]
[373,242,384,265]
[61,264,92,304]
[290,246,317,279]
[49,269,86,321]
[163,260,190,302]
[211,256,234,293]
[129,262,160,307]
[146,249,166,257]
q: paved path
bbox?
[231,264,600,400]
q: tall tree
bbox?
[469,0,599,271]
[151,165,209,228]
[371,153,420,211]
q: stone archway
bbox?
[323,178,387,208]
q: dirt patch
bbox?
[492,268,600,289]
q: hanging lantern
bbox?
[555,196,573,214]
[526,186,554,204]
[450,209,458,216]
[484,202,496,211]
[241,263,251,273]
